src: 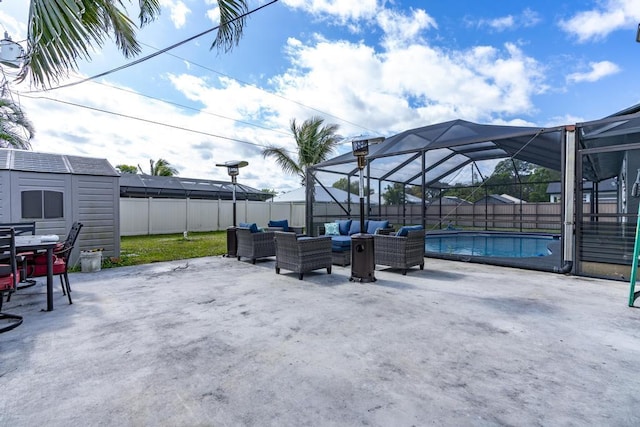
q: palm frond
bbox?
[19,0,143,88]
[0,98,34,149]
[210,0,248,53]
[262,146,304,183]
[137,0,161,26]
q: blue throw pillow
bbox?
[367,220,389,235]
[238,222,259,233]
[396,225,422,237]
[324,223,340,236]
[268,219,289,232]
[335,219,352,235]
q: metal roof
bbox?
[311,119,565,187]
[119,174,270,201]
[0,149,119,176]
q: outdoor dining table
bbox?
[15,235,59,312]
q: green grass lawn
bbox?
[102,231,228,269]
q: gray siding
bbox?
[0,171,9,223]
[74,175,120,259]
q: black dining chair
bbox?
[0,228,23,333]
[26,222,83,305]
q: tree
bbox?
[262,117,341,186]
[332,177,373,195]
[0,98,34,149]
[382,183,407,205]
[115,164,138,174]
[526,166,561,202]
[484,159,561,201]
[138,158,178,176]
[19,0,249,88]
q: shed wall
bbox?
[0,171,9,223]
[0,170,119,264]
[73,175,120,260]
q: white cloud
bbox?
[271,35,546,134]
[473,8,542,32]
[488,16,515,32]
[377,8,437,48]
[566,61,621,83]
[282,0,380,24]
[559,0,640,42]
[159,0,191,29]
[0,10,28,40]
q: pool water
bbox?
[425,233,555,258]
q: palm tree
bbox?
[0,98,34,149]
[262,117,341,186]
[19,0,248,88]
[138,158,178,176]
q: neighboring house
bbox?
[546,178,617,203]
[119,174,270,201]
[474,194,526,204]
[271,185,380,204]
[426,196,472,206]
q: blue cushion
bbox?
[396,225,423,237]
[367,220,389,235]
[335,219,352,235]
[349,220,368,235]
[324,223,339,236]
[268,219,289,232]
[331,235,351,251]
[238,222,259,233]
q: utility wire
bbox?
[85,79,291,137]
[19,93,270,149]
[22,0,279,93]
[141,42,381,136]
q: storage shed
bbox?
[0,149,120,265]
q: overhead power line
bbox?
[142,43,381,136]
[19,94,270,149]
[86,79,292,137]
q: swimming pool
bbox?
[425,232,558,258]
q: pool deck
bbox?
[1,256,640,426]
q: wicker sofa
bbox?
[236,226,276,264]
[273,232,332,280]
[319,219,393,266]
[373,227,425,275]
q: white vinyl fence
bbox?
[120,198,306,236]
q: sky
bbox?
[1,0,640,194]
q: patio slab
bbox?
[1,256,640,426]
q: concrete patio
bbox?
[1,256,639,426]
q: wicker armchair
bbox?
[273,232,332,280]
[373,229,425,275]
[236,227,276,264]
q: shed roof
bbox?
[0,149,119,176]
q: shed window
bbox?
[21,190,64,219]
